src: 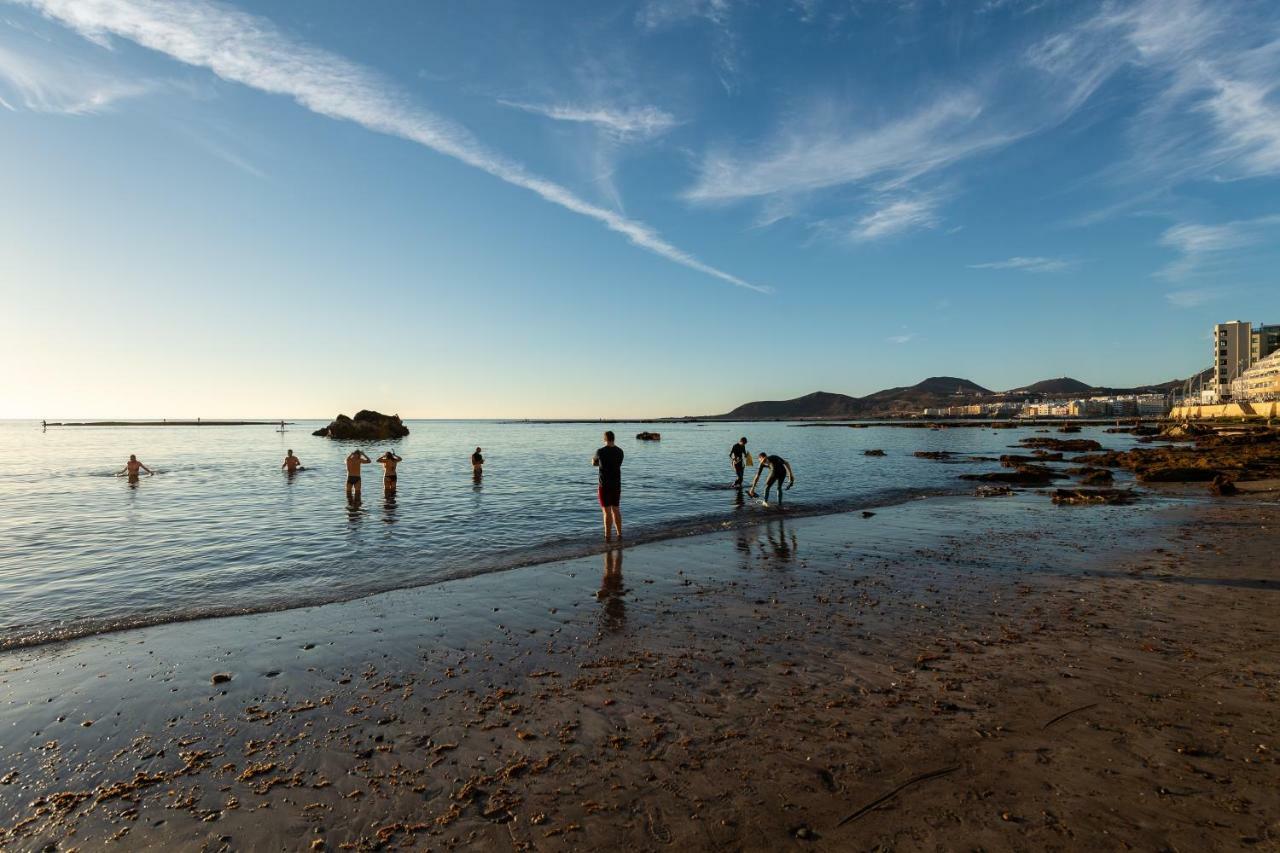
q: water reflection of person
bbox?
[382,492,397,525]
[764,520,798,561]
[596,548,626,632]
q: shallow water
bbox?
[0,419,1147,647]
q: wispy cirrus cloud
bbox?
[886,331,917,344]
[1157,214,1280,279]
[498,100,678,142]
[850,196,940,242]
[12,0,765,293]
[0,38,157,113]
[1164,287,1226,308]
[968,256,1073,273]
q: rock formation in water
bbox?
[312,410,410,440]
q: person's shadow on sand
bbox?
[597,548,626,632]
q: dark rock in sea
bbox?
[636,432,661,441]
[1080,469,1115,486]
[1051,488,1137,505]
[1018,437,1103,452]
[864,449,886,456]
[1209,474,1238,496]
[960,464,1063,485]
[976,485,1015,497]
[861,511,876,518]
[1001,453,1062,467]
[313,410,410,440]
[1057,425,1082,433]
[211,672,232,685]
[914,451,955,460]
[1135,466,1217,483]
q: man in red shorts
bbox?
[591,430,624,540]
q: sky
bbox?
[2,0,1279,419]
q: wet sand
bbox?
[1,492,1277,851]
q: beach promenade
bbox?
[2,489,1276,851]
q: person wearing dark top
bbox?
[749,452,795,505]
[471,447,484,477]
[729,436,749,487]
[591,430,624,540]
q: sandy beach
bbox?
[2,488,1277,851]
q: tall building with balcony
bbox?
[1214,321,1253,400]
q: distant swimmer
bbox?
[345,450,372,500]
[592,430,624,540]
[729,436,750,488]
[377,450,402,494]
[281,450,303,473]
[117,454,153,482]
[748,452,794,506]
[471,447,484,476]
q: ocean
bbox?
[0,419,1150,649]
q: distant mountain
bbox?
[1006,377,1094,396]
[699,372,1190,420]
[718,391,864,420]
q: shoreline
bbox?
[2,489,1276,850]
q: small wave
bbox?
[0,485,963,653]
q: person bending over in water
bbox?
[471,447,484,476]
[377,451,401,495]
[592,430,624,540]
[748,452,794,506]
[281,450,303,473]
[729,436,749,488]
[117,454,153,481]
[345,450,372,500]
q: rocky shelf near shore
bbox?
[312,410,409,440]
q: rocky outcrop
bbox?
[1018,437,1104,452]
[1209,474,1238,496]
[914,451,955,460]
[1065,427,1280,484]
[960,464,1064,485]
[864,449,886,456]
[636,432,661,441]
[312,410,410,440]
[1001,453,1063,466]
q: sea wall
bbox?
[1169,402,1280,420]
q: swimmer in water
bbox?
[377,450,401,495]
[117,454,154,482]
[346,450,372,500]
[281,450,303,473]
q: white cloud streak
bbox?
[1164,288,1224,309]
[13,0,765,293]
[498,100,678,142]
[1157,214,1280,279]
[850,196,939,242]
[968,256,1073,273]
[0,38,156,113]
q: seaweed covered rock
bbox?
[313,410,409,440]
[636,432,661,441]
[960,464,1064,485]
[864,449,886,456]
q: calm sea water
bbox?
[0,419,1146,648]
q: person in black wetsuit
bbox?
[729,436,749,488]
[748,452,795,505]
[591,430,624,540]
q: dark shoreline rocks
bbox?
[1018,437,1104,452]
[1052,488,1137,505]
[636,432,661,441]
[312,410,409,440]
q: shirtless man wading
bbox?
[345,450,372,500]
[281,450,303,473]
[117,454,153,482]
[377,451,402,495]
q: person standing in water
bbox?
[729,436,750,488]
[281,450,303,473]
[749,452,794,506]
[117,454,153,482]
[592,430,624,540]
[377,450,401,495]
[471,447,484,477]
[345,449,372,500]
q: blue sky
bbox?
[2,0,1278,418]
